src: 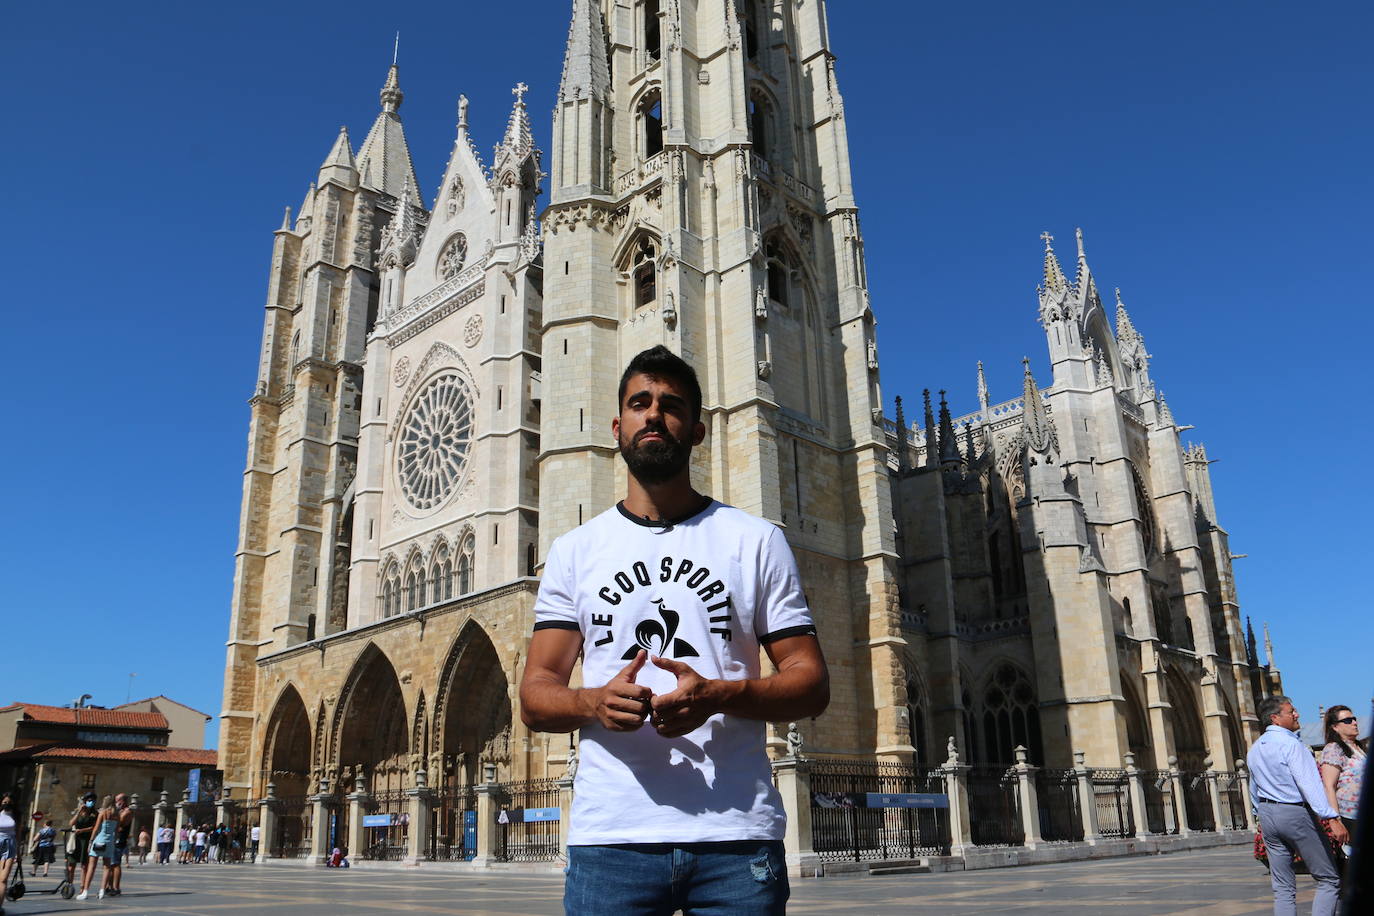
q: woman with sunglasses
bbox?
[1319,706,1367,837]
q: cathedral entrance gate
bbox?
[435,623,512,786]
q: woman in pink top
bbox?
[1319,704,1367,836]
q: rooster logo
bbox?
[621,599,699,660]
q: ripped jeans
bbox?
[564,841,788,916]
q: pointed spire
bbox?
[278,206,292,232]
[963,421,976,463]
[1263,623,1277,669]
[922,389,936,468]
[501,82,535,160]
[560,0,611,103]
[894,396,910,472]
[1115,287,1140,342]
[976,360,989,418]
[295,182,315,232]
[1073,227,1092,291]
[357,64,421,199]
[457,94,469,137]
[1245,617,1259,667]
[1022,357,1058,455]
[380,64,403,113]
[322,125,355,169]
[937,391,959,466]
[1157,391,1175,427]
[1040,231,1067,292]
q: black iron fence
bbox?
[1216,772,1249,831]
[359,790,409,861]
[807,760,952,862]
[1181,771,1216,832]
[1141,771,1174,835]
[271,796,313,859]
[495,779,563,863]
[1035,769,1084,843]
[1089,769,1135,838]
[430,784,477,861]
[966,765,1023,847]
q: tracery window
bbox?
[405,555,426,611]
[397,372,474,511]
[906,676,928,766]
[631,236,658,308]
[980,663,1042,764]
[1130,462,1157,557]
[743,1,760,59]
[289,330,301,368]
[431,542,454,603]
[765,240,790,308]
[749,94,769,159]
[458,533,475,594]
[438,233,468,280]
[380,561,402,618]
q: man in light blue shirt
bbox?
[1247,695,1349,916]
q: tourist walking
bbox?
[137,825,150,865]
[77,795,117,900]
[520,346,828,915]
[31,819,56,877]
[0,793,20,915]
[66,792,97,888]
[249,822,260,862]
[1318,705,1366,841]
[108,793,132,895]
[193,825,207,863]
[157,822,173,864]
[1248,695,1349,916]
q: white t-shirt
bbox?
[534,500,815,846]
[195,830,207,846]
[250,825,260,842]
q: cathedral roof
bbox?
[357,65,422,200]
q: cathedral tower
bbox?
[540,0,906,756]
[218,66,421,784]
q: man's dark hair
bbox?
[617,345,703,424]
[1257,695,1292,725]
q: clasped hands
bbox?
[584,649,722,738]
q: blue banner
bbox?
[864,792,949,809]
[362,814,393,827]
[186,769,201,803]
[522,807,561,823]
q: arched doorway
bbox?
[434,622,512,787]
[1165,668,1208,772]
[262,685,312,797]
[1121,677,1153,765]
[333,645,410,794]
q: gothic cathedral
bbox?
[219,0,1275,809]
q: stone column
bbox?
[556,776,574,858]
[1204,758,1225,832]
[1013,746,1043,848]
[1073,750,1100,843]
[471,764,500,867]
[940,742,973,854]
[346,773,371,860]
[174,787,190,846]
[1123,754,1149,837]
[215,788,238,831]
[1235,760,1257,832]
[152,790,172,836]
[771,754,816,867]
[1167,757,1191,837]
[403,766,434,866]
[257,785,278,864]
[309,778,336,863]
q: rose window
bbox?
[397,373,474,510]
[439,233,468,280]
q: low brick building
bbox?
[0,701,217,838]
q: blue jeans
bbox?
[565,841,788,915]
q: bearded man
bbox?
[520,345,828,915]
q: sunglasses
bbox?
[1335,716,1358,725]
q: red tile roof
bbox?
[114,696,212,719]
[1,703,168,730]
[0,743,216,767]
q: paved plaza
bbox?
[3,848,1323,915]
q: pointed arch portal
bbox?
[434,622,512,787]
[334,645,410,795]
[262,684,311,798]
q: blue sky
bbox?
[2,2,1369,749]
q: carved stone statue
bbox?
[566,743,579,781]
[785,722,804,758]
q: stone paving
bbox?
[1,847,1324,915]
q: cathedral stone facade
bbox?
[218,0,1278,808]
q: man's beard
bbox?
[619,422,692,486]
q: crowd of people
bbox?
[0,789,264,911]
